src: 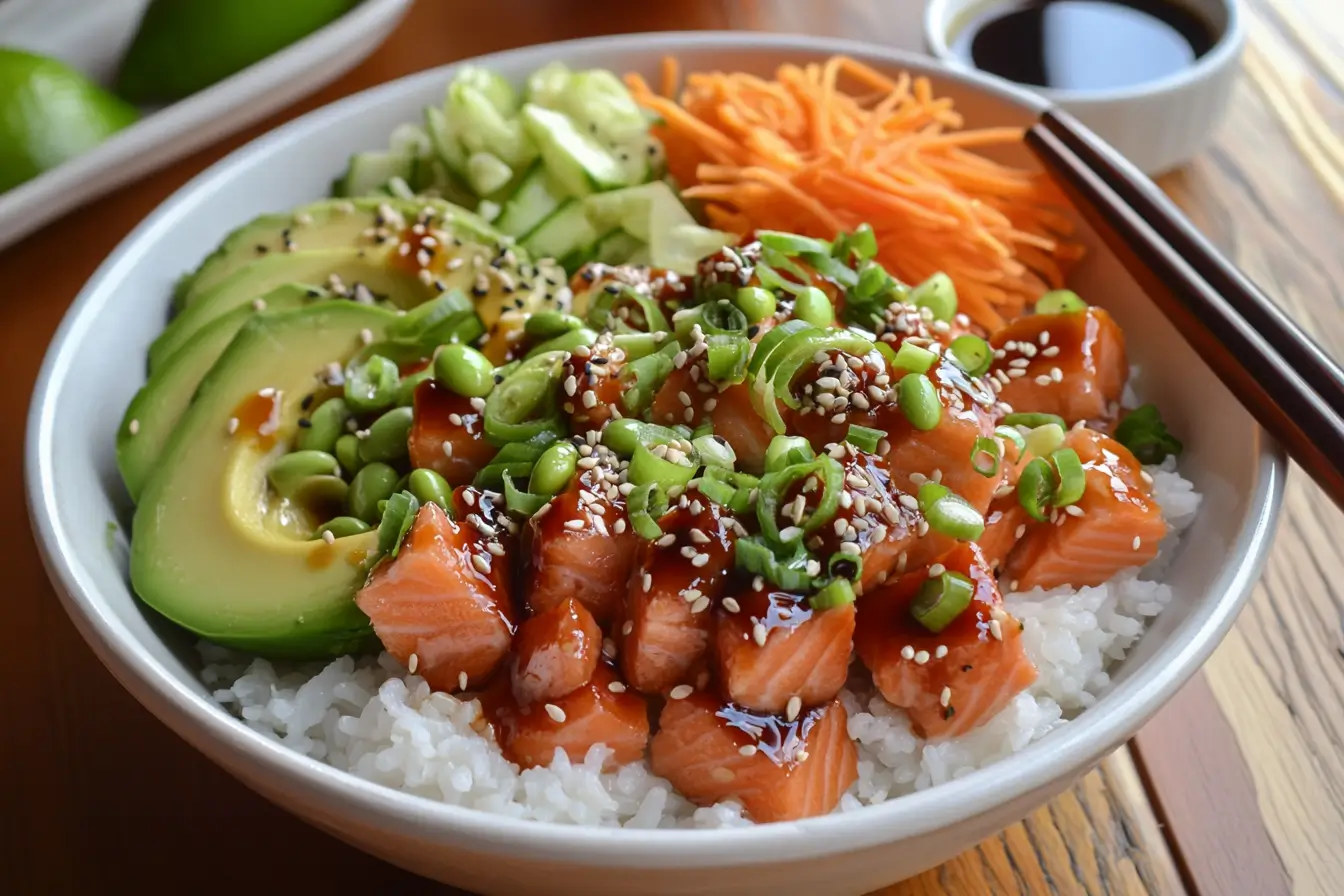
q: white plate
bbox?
[0,0,412,250]
[26,31,1284,896]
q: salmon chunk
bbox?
[408,380,499,486]
[526,448,637,624]
[786,348,895,452]
[562,333,628,435]
[649,694,857,823]
[709,381,775,474]
[855,542,1037,739]
[650,362,718,429]
[484,664,650,769]
[356,502,514,692]
[714,590,855,714]
[621,497,738,695]
[978,497,1034,573]
[511,597,601,705]
[1003,427,1167,591]
[989,307,1128,426]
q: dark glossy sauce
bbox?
[230,389,283,450]
[953,1,1216,92]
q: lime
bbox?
[0,48,139,193]
[116,0,358,104]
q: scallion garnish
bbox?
[1024,422,1066,458]
[911,571,974,633]
[376,491,420,558]
[909,272,957,322]
[970,436,1002,477]
[1034,289,1088,315]
[630,442,699,490]
[949,334,993,377]
[892,341,936,374]
[1051,448,1086,506]
[756,230,832,256]
[994,424,1027,455]
[1017,456,1056,522]
[502,472,550,517]
[618,342,678,415]
[735,535,815,592]
[764,435,814,473]
[809,577,856,611]
[706,335,751,383]
[482,350,564,446]
[756,455,843,544]
[628,482,669,540]
[845,423,884,453]
[692,433,736,470]
[827,550,863,583]
[1002,412,1066,430]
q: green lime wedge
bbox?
[115,0,358,104]
[0,48,139,193]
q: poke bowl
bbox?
[26,31,1283,896]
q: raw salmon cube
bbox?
[1003,427,1167,591]
[649,694,857,823]
[562,334,629,435]
[408,380,498,487]
[978,497,1034,573]
[989,307,1128,426]
[511,597,601,705]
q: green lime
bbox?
[116,0,358,104]
[0,48,139,193]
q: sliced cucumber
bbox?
[424,105,467,175]
[454,64,519,115]
[448,81,535,168]
[388,123,431,157]
[561,69,648,144]
[583,181,733,274]
[525,61,571,108]
[494,163,567,239]
[467,152,513,196]
[521,103,628,197]
[333,151,416,198]
[593,229,643,265]
[522,200,599,268]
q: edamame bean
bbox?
[408,468,452,510]
[268,450,340,496]
[334,433,363,475]
[349,462,400,522]
[909,272,957,322]
[524,311,585,340]
[734,286,777,324]
[793,287,834,327]
[292,475,349,514]
[529,442,579,495]
[296,397,350,454]
[359,406,414,464]
[395,368,433,407]
[601,418,645,457]
[897,373,942,431]
[434,344,495,398]
[312,516,372,540]
[345,355,400,413]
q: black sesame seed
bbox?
[494,374,505,384]
[747,325,760,339]
[603,283,621,295]
[255,244,268,254]
[581,270,596,282]
[961,665,973,672]
[943,705,955,720]
[300,394,315,410]
[591,357,609,365]
[297,418,313,429]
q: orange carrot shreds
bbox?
[624,56,1082,326]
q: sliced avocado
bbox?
[150,247,434,374]
[173,196,503,311]
[118,283,331,502]
[131,302,399,657]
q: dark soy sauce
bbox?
[952,1,1217,92]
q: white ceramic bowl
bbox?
[26,32,1282,896]
[923,0,1246,176]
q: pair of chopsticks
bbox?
[1026,109,1344,508]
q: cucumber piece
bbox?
[467,152,513,196]
[583,181,733,274]
[560,69,648,144]
[388,123,431,157]
[520,103,628,197]
[454,64,519,115]
[448,81,535,168]
[593,229,643,265]
[522,200,599,267]
[333,151,415,198]
[424,105,467,175]
[494,163,566,239]
[525,61,571,108]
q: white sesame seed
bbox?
[898,494,919,511]
[1064,505,1085,517]
[227,417,239,435]
[128,418,140,435]
[739,744,758,757]
[359,328,373,345]
[779,525,802,541]
[914,650,930,665]
[989,619,1004,641]
[935,645,948,659]
[1035,375,1053,386]
[669,684,694,700]
[471,554,491,574]
[690,596,711,614]
[321,529,336,545]
[407,653,419,673]
[900,645,915,660]
[545,704,566,722]
[752,623,768,646]
[691,553,710,568]
[722,597,741,613]
[786,695,802,721]
[441,441,454,457]
[1133,536,1142,550]
[459,671,469,690]
[940,686,952,707]
[564,519,585,531]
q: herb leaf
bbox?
[1115,404,1183,465]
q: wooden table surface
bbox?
[3,1,1341,893]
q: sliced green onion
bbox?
[474,460,534,490]
[503,472,551,517]
[970,436,1002,478]
[1024,423,1066,458]
[756,456,843,543]
[675,300,748,342]
[759,328,875,429]
[909,272,957,322]
[756,230,832,256]
[601,419,684,457]
[526,326,598,359]
[854,260,894,300]
[735,536,815,592]
[1017,456,1056,522]
[793,286,834,327]
[799,251,859,289]
[949,334,993,377]
[628,481,669,540]
[1051,448,1086,506]
[838,223,877,262]
[706,335,750,383]
[845,424,884,453]
[483,350,564,446]
[924,492,985,541]
[764,435,814,473]
[630,442,699,490]
[898,373,942,431]
[1035,289,1088,315]
[524,311,585,340]
[376,491,420,558]
[1003,412,1066,430]
[994,424,1027,455]
[917,480,951,515]
[691,421,715,441]
[809,577,856,610]
[693,434,736,470]
[911,572,975,633]
[734,286,777,324]
[587,283,670,333]
[827,551,863,583]
[611,331,664,361]
[892,341,936,374]
[747,318,814,380]
[874,341,898,367]
[695,473,739,509]
[700,466,759,514]
[1114,403,1184,464]
[619,342,678,415]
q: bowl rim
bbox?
[922,0,1247,105]
[26,29,1284,869]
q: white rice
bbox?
[200,462,1200,828]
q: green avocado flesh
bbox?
[131,303,399,657]
[172,196,503,312]
[117,283,331,502]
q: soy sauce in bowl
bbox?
[952,0,1216,93]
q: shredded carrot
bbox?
[625,56,1081,329]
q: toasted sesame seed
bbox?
[722,597,741,613]
[226,417,239,435]
[407,653,419,673]
[739,744,758,757]
[900,645,915,660]
[321,529,336,545]
[1133,536,1142,550]
[459,671,469,690]
[670,684,694,700]
[752,623,768,646]
[928,563,946,576]
[564,519,585,530]
[989,619,1004,641]
[691,553,710,567]
[1064,505,1085,517]
[935,645,948,659]
[545,704,566,722]
[914,650,931,665]
[786,695,802,721]
[471,554,491,574]
[940,687,952,707]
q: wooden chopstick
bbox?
[1040,108,1344,417]
[1024,118,1344,508]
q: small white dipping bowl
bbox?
[26,31,1282,896]
[924,0,1246,175]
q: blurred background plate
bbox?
[0,0,412,251]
